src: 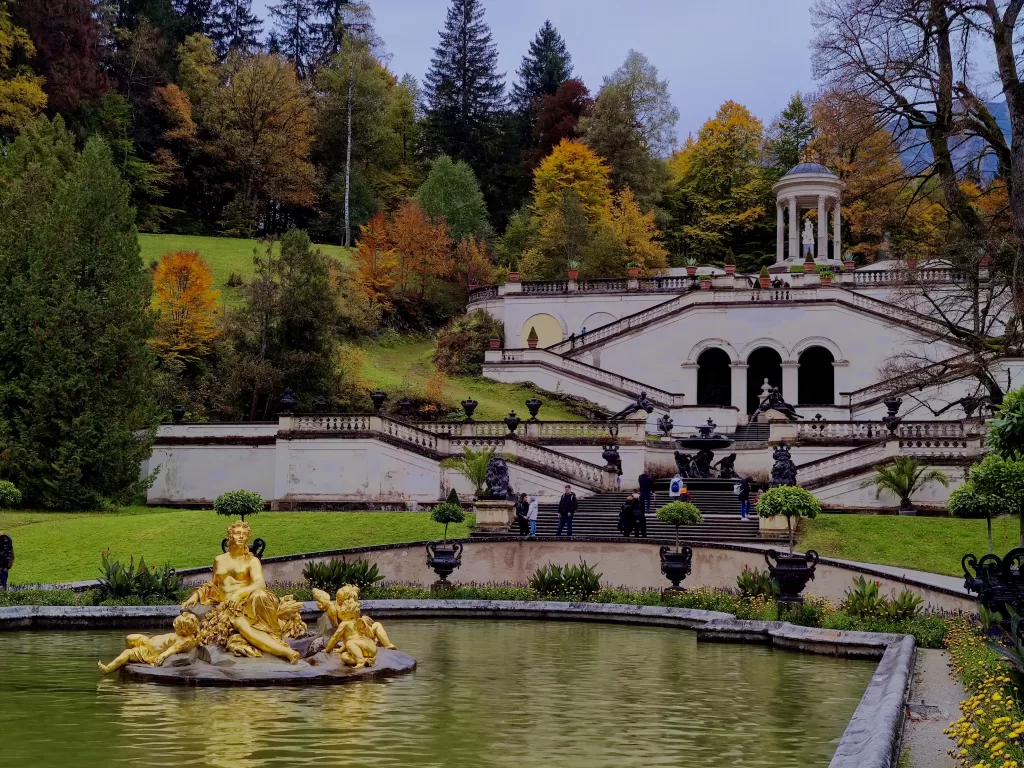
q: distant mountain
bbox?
[898,101,1010,178]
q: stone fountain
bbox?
[673,419,734,479]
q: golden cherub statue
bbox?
[313,584,397,668]
[98,612,201,673]
[181,520,304,663]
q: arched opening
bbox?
[696,349,731,407]
[520,313,564,348]
[798,346,836,405]
[747,347,783,414]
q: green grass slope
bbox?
[0,509,474,585]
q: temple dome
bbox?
[783,162,838,177]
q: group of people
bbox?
[513,493,540,537]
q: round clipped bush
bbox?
[0,480,22,509]
[756,485,821,554]
[656,501,703,551]
[213,490,265,521]
[431,501,466,542]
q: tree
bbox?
[388,200,452,300]
[0,0,46,135]
[970,453,1024,547]
[530,78,591,166]
[948,480,1005,555]
[208,0,261,59]
[12,0,111,115]
[446,445,493,497]
[531,138,612,223]
[987,386,1024,459]
[755,485,821,555]
[268,0,319,78]
[352,212,397,308]
[430,500,466,541]
[655,500,702,552]
[511,19,572,113]
[764,92,815,178]
[435,310,502,376]
[610,187,668,273]
[0,117,159,509]
[150,250,222,363]
[868,457,949,512]
[416,154,490,243]
[173,0,216,38]
[312,0,374,68]
[423,0,505,172]
[453,235,493,287]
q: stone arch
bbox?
[798,346,836,405]
[746,346,783,414]
[686,338,738,364]
[582,312,617,332]
[696,348,732,407]
[520,313,566,348]
[791,336,843,361]
[738,337,790,361]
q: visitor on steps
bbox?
[0,532,12,590]
[632,494,648,537]
[737,477,752,520]
[618,494,635,537]
[514,493,530,536]
[638,471,653,515]
[556,485,577,537]
[527,496,539,537]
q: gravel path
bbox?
[902,648,963,768]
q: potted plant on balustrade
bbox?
[867,456,948,516]
[759,265,770,289]
[685,257,698,276]
[697,273,713,291]
[526,326,539,349]
[626,260,641,278]
[509,263,520,282]
[843,251,857,272]
[567,259,580,281]
[655,501,703,591]
[426,499,466,589]
[789,263,805,281]
[724,250,736,274]
[756,485,821,603]
[817,266,834,285]
[213,489,267,557]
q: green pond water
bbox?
[0,620,875,767]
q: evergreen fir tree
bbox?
[511,20,572,113]
[0,117,160,509]
[173,0,216,37]
[423,0,505,169]
[268,0,320,77]
[765,92,815,178]
[208,0,262,60]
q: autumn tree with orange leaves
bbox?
[388,200,453,300]
[150,251,222,363]
[353,212,399,308]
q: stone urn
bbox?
[461,398,478,421]
[426,541,463,586]
[725,264,736,275]
[525,398,543,420]
[489,338,501,350]
[659,545,693,591]
[370,389,388,413]
[171,404,186,424]
[764,549,819,603]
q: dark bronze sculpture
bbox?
[484,455,514,499]
[756,386,802,421]
[770,443,798,486]
[714,453,739,479]
[673,451,694,477]
[610,391,656,421]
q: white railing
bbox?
[797,420,966,442]
[522,280,568,294]
[535,421,629,441]
[851,268,962,285]
[513,441,614,489]
[796,441,887,485]
[412,421,526,438]
[289,414,372,432]
[379,418,440,452]
[467,284,499,303]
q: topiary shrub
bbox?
[656,501,702,551]
[435,311,504,376]
[756,485,820,554]
[213,490,265,521]
[949,480,1006,554]
[0,481,21,509]
[431,502,466,542]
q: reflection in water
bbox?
[0,620,875,767]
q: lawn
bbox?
[361,336,584,421]
[139,233,354,307]
[798,514,1020,577]
[0,509,473,586]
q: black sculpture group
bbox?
[756,386,802,421]
[672,419,737,479]
[962,548,1024,621]
[769,443,798,486]
[483,455,514,500]
[611,391,656,421]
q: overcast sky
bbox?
[252,0,818,142]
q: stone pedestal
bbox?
[759,514,790,538]
[471,499,515,536]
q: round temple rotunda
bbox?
[771,162,846,272]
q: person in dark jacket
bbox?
[0,533,12,590]
[738,477,752,520]
[514,493,530,536]
[556,485,577,537]
[638,471,653,515]
[618,495,635,537]
[632,494,648,537]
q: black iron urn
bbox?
[659,545,693,590]
[171,404,186,424]
[461,398,478,421]
[370,389,388,413]
[525,398,543,420]
[426,541,463,584]
[764,549,819,603]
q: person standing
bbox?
[632,494,648,537]
[737,476,752,520]
[0,533,12,590]
[556,485,577,537]
[527,496,539,537]
[618,494,635,537]
[514,493,530,536]
[638,471,653,515]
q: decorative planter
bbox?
[686,266,697,276]
[764,549,819,603]
[844,260,856,272]
[488,338,500,350]
[172,404,186,424]
[906,258,918,271]
[468,280,479,289]
[820,277,832,286]
[279,388,298,413]
[396,397,412,418]
[425,541,463,584]
[527,337,538,349]
[504,411,522,434]
[724,265,736,275]
[759,276,770,289]
[509,271,520,282]
[370,389,388,413]
[659,546,693,590]
[627,267,640,278]
[698,279,711,291]
[568,269,579,281]
[461,398,478,421]
[525,397,542,420]
[980,254,991,268]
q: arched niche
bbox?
[697,348,732,407]
[798,346,836,405]
[582,312,616,332]
[747,347,783,413]
[520,314,565,348]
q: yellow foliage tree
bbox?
[0,0,46,132]
[532,139,613,223]
[455,236,495,287]
[353,212,398,308]
[150,251,222,362]
[610,187,668,273]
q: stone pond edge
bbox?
[0,599,914,768]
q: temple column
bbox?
[679,362,699,403]
[788,197,798,261]
[817,195,827,260]
[833,200,842,260]
[781,361,800,404]
[776,203,785,263]
[729,363,749,419]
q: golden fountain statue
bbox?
[98,520,413,685]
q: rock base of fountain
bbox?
[121,644,416,687]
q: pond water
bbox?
[0,620,875,767]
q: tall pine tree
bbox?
[511,20,572,113]
[765,92,815,179]
[268,0,319,77]
[0,117,160,509]
[423,0,505,170]
[173,0,216,37]
[208,0,262,60]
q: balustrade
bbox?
[797,420,966,442]
[467,284,499,304]
[795,442,887,484]
[290,414,371,432]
